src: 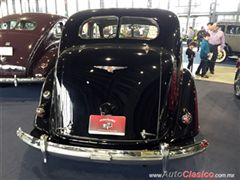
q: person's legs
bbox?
[196,60,204,75]
[209,45,218,74]
[187,58,193,71]
[187,39,192,46]
[201,59,209,78]
[190,64,193,72]
[187,59,191,70]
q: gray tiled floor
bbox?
[0,81,239,180]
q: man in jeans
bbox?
[195,32,211,78]
[208,23,225,74]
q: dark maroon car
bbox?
[0,13,66,86]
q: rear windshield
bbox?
[79,16,118,39]
[15,20,37,30]
[0,20,36,31]
[119,17,159,40]
[0,20,17,30]
[79,16,159,40]
[218,25,225,32]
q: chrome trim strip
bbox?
[0,64,26,71]
[16,128,208,163]
[0,77,45,83]
[94,66,128,73]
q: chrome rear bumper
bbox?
[16,128,208,164]
[0,76,45,86]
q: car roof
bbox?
[0,13,66,34]
[218,22,240,25]
[0,13,65,22]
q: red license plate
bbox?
[88,115,126,136]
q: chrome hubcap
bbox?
[217,49,226,63]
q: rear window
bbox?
[15,20,37,31]
[0,20,17,30]
[119,17,159,40]
[79,16,118,39]
[79,16,159,40]
[218,25,225,32]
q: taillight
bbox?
[36,107,45,117]
[181,109,192,125]
[200,139,209,148]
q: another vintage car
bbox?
[17,9,208,168]
[234,59,240,99]
[0,13,66,86]
[217,22,240,63]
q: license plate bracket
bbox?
[0,47,13,56]
[88,115,126,136]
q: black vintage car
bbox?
[17,9,208,167]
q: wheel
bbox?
[216,48,227,63]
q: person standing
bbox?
[208,23,225,74]
[195,32,211,78]
[207,22,213,32]
[186,41,196,72]
[187,27,195,45]
[196,26,207,51]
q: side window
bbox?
[92,23,101,38]
[226,25,240,35]
[235,26,240,35]
[119,17,159,40]
[0,20,17,30]
[79,16,118,39]
[15,20,36,30]
[50,21,65,39]
[218,25,225,32]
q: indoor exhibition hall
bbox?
[0,0,239,180]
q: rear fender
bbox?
[33,69,54,133]
[171,68,199,141]
[225,43,232,55]
[30,47,58,77]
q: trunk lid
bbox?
[0,31,39,77]
[54,44,173,141]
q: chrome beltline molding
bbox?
[16,128,208,163]
[0,77,45,86]
[0,64,26,71]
